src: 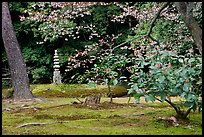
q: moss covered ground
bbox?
[2,84,202,135]
[2,84,127,98]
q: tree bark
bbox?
[2,2,33,100]
[175,2,202,55]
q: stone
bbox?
[53,71,61,84]
[84,94,101,105]
[53,50,62,84]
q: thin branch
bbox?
[110,35,144,53]
[183,107,192,118]
[2,78,11,80]
[146,2,170,44]
[74,97,84,103]
[2,73,11,77]
[146,2,170,36]
[154,97,163,102]
[110,3,170,53]
[164,98,179,113]
[155,96,179,113]
[147,35,159,45]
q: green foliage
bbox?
[91,6,109,35]
[90,4,122,35]
[137,2,161,10]
[39,19,76,43]
[193,2,202,28]
[5,2,136,84]
[128,49,202,118]
[31,66,51,83]
[125,2,202,119]
[82,53,129,102]
[84,53,128,85]
[4,2,202,118]
[153,19,177,43]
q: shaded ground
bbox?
[2,97,202,135]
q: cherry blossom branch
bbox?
[111,2,170,53]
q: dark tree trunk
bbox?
[108,80,113,103]
[175,2,202,55]
[2,2,33,100]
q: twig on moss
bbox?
[16,121,72,128]
[16,122,56,128]
[74,97,84,103]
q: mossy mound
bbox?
[1,84,127,98]
[32,84,127,98]
[2,88,14,99]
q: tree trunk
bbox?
[175,2,202,55]
[108,80,113,103]
[2,2,33,100]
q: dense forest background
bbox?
[2,2,202,87]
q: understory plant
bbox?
[128,49,202,119]
[85,52,129,103]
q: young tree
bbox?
[2,2,33,100]
[125,2,202,119]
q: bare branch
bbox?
[74,97,84,103]
[164,98,180,114]
[110,35,143,53]
[154,96,163,102]
[16,122,56,128]
[155,96,179,114]
[15,120,73,129]
[183,107,192,118]
[146,2,170,44]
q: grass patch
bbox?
[2,97,202,135]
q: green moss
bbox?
[2,88,14,98]
[2,97,202,135]
[2,84,127,98]
[30,84,127,98]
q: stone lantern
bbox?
[53,50,62,84]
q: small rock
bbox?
[3,108,11,111]
[21,104,29,107]
[8,100,12,103]
[169,116,177,123]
